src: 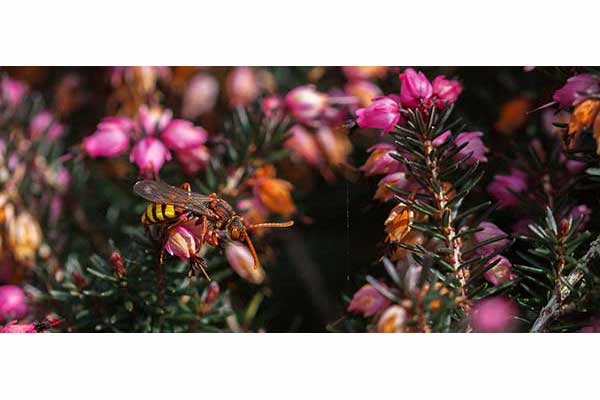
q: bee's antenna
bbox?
[248,221,294,230]
[244,234,261,270]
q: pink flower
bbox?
[399,68,432,108]
[175,145,210,175]
[284,125,322,165]
[1,76,28,109]
[342,66,388,81]
[164,223,202,261]
[434,131,488,164]
[569,204,591,228]
[160,119,207,151]
[345,80,383,108]
[224,242,265,284]
[226,66,259,107]
[356,96,402,134]
[129,136,171,175]
[484,255,516,286]
[487,169,528,208]
[0,320,37,333]
[182,73,219,119]
[432,75,462,108]
[360,143,402,176]
[83,118,131,158]
[373,171,410,202]
[470,297,518,332]
[138,105,172,135]
[262,95,285,119]
[553,74,599,109]
[347,283,391,317]
[285,85,328,124]
[0,285,28,320]
[30,111,64,142]
[474,222,509,255]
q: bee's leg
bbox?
[189,256,211,281]
[180,182,192,192]
[209,193,218,199]
[206,230,219,247]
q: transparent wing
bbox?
[133,180,213,215]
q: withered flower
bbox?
[384,203,414,243]
[250,165,296,217]
[6,211,42,266]
[494,97,530,134]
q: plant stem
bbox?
[531,234,600,332]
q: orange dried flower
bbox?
[7,211,42,266]
[384,203,414,243]
[251,165,296,217]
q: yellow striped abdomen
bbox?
[141,203,179,225]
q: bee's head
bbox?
[226,216,247,242]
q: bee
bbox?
[133,180,293,279]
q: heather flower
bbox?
[376,305,408,333]
[399,68,432,109]
[30,111,64,142]
[568,204,591,228]
[285,125,322,165]
[285,85,328,124]
[433,131,488,164]
[553,74,599,109]
[262,95,285,119]
[432,75,462,108]
[83,119,131,158]
[138,105,172,135]
[487,169,528,208]
[200,282,220,314]
[373,172,410,202]
[0,285,28,320]
[342,66,388,81]
[345,80,382,108]
[226,66,259,107]
[470,297,518,332]
[160,120,207,151]
[315,126,352,166]
[484,255,515,286]
[360,143,402,176]
[164,223,202,261]
[474,222,509,255]
[356,96,402,134]
[0,320,37,333]
[225,241,265,284]
[129,136,171,175]
[0,76,27,109]
[181,73,219,119]
[347,284,391,317]
[175,145,210,175]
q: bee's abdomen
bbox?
[141,203,179,225]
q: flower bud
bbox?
[0,285,28,321]
[200,282,220,314]
[284,125,322,165]
[160,119,207,151]
[432,75,462,108]
[1,76,27,109]
[129,136,172,175]
[138,105,172,136]
[226,67,259,107]
[225,242,265,284]
[470,297,518,332]
[175,145,210,175]
[285,85,328,124]
[360,143,402,176]
[0,320,37,333]
[356,96,402,134]
[182,73,219,119]
[484,255,515,286]
[84,117,132,158]
[110,250,126,279]
[399,68,432,109]
[30,111,64,142]
[345,80,382,108]
[376,305,408,333]
[487,169,528,208]
[347,283,391,317]
[315,126,352,166]
[473,222,509,255]
[262,95,285,119]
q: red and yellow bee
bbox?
[134,180,293,278]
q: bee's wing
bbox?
[133,180,213,215]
